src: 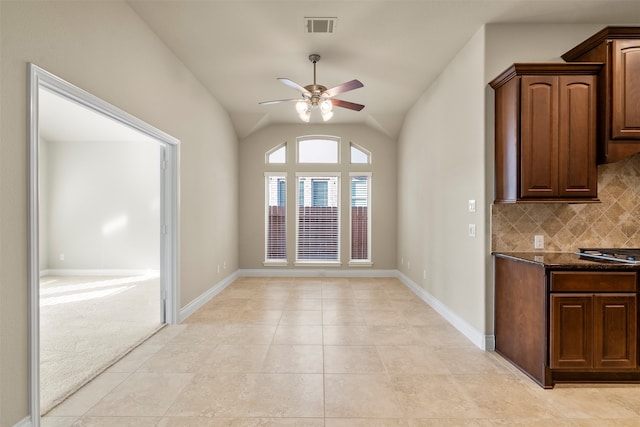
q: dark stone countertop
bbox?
[493,252,640,271]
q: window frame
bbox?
[349,172,372,266]
[264,172,288,266]
[295,172,342,266]
[263,136,374,269]
[266,142,287,164]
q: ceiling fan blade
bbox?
[278,78,311,96]
[324,79,364,98]
[259,98,301,105]
[331,99,365,111]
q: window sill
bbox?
[348,260,373,267]
[263,261,288,267]
[294,261,342,267]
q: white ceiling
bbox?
[41,0,640,141]
[125,1,639,139]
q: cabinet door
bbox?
[611,40,640,139]
[558,76,597,197]
[550,294,593,369]
[520,76,559,198]
[593,294,637,369]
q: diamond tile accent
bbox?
[492,153,640,252]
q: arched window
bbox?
[266,143,286,164]
[297,135,339,164]
[350,142,370,164]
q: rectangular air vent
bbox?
[305,17,337,34]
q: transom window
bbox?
[266,144,286,164]
[298,136,339,164]
[350,143,370,164]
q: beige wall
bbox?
[397,23,613,341]
[239,124,396,270]
[0,2,238,425]
[397,28,488,336]
[484,24,606,79]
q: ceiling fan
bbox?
[259,54,365,122]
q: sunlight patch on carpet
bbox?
[40,274,162,414]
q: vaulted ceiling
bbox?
[127,0,640,139]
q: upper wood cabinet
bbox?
[562,27,640,163]
[490,63,602,203]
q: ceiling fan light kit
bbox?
[260,54,364,122]
[296,101,311,122]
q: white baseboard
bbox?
[179,271,240,322]
[395,271,495,351]
[13,416,32,427]
[238,268,397,278]
[40,269,160,277]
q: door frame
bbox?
[27,63,180,425]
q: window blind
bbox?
[351,175,370,261]
[297,176,339,261]
[266,175,286,261]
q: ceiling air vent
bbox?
[305,17,337,34]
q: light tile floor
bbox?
[44,277,640,426]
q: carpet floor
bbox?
[40,274,162,414]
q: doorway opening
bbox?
[28,64,180,424]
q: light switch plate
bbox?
[468,199,476,213]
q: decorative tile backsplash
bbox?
[492,153,640,252]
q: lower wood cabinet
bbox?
[594,294,637,369]
[551,293,637,370]
[495,255,640,388]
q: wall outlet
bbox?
[468,223,476,237]
[223,261,227,270]
[407,261,410,270]
[59,253,65,261]
[423,269,426,280]
[217,264,220,273]
[534,235,544,249]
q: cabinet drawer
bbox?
[551,271,637,292]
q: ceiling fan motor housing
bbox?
[304,84,328,106]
